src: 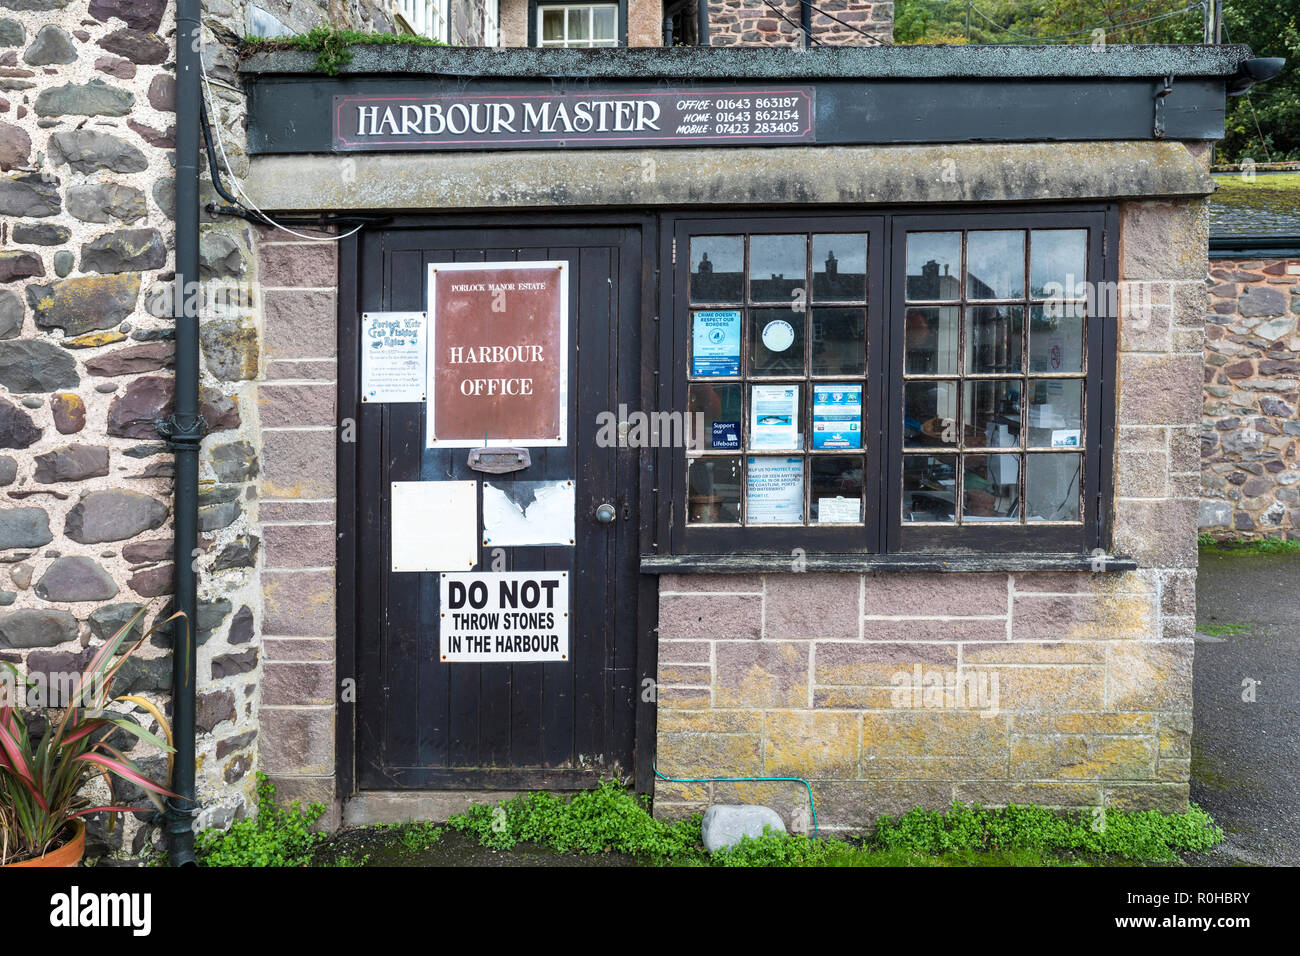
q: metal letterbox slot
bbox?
[467,447,531,475]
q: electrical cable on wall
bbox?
[199,48,365,243]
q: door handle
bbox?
[595,503,617,524]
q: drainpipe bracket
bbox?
[155,414,208,449]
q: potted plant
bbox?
[0,607,181,867]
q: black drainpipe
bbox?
[158,0,203,867]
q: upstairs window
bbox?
[537,3,620,47]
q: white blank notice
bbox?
[391,480,478,572]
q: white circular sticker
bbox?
[762,319,795,352]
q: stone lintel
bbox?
[244,141,1214,213]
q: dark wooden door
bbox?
[349,224,643,790]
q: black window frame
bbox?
[663,204,1119,559]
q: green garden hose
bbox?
[652,764,818,839]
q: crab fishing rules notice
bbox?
[439,571,570,662]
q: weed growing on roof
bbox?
[1200,534,1300,555]
[241,27,451,76]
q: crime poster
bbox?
[427,261,568,448]
[439,571,570,663]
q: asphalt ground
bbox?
[1188,552,1300,866]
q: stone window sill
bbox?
[639,553,1138,574]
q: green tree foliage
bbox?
[894,1,1297,161]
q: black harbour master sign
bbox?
[332,88,815,150]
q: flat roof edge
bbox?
[238,44,1253,80]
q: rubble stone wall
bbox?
[1201,256,1300,538]
[0,0,385,859]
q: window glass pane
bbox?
[569,6,590,39]
[811,456,863,524]
[964,379,1022,448]
[963,454,1019,521]
[904,306,958,375]
[749,234,806,301]
[746,457,804,524]
[592,5,617,40]
[967,305,1023,375]
[749,307,805,377]
[812,234,866,300]
[905,232,961,300]
[749,383,801,450]
[811,308,865,376]
[1030,229,1087,298]
[966,230,1024,299]
[688,383,742,450]
[1027,379,1083,448]
[541,8,564,40]
[690,236,743,303]
[688,457,741,523]
[1026,453,1081,522]
[903,454,956,522]
[904,380,958,448]
[1029,303,1084,374]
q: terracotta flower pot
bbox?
[2,820,85,868]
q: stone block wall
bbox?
[654,198,1204,832]
[254,226,340,826]
[654,569,1192,831]
[705,0,892,47]
[1200,257,1300,537]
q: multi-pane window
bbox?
[669,210,1110,557]
[901,229,1088,526]
[537,3,620,47]
[685,232,870,527]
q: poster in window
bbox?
[750,384,799,450]
[692,310,741,377]
[812,384,862,450]
[747,457,803,524]
[427,261,568,448]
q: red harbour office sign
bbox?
[333,88,815,150]
[427,261,568,448]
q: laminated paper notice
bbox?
[746,456,803,524]
[750,385,799,450]
[818,496,860,524]
[361,312,426,403]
